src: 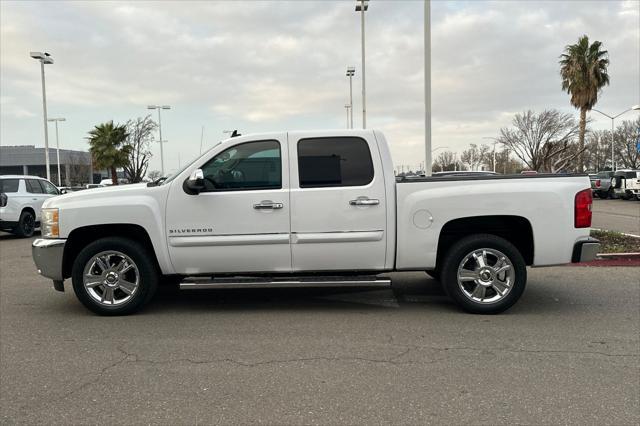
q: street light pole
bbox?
[346,67,355,129]
[30,52,54,181]
[345,104,351,128]
[424,0,432,177]
[147,105,171,176]
[48,118,66,186]
[592,105,640,171]
[355,1,368,129]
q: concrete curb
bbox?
[596,252,640,257]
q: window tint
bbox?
[26,179,44,194]
[200,140,281,191]
[0,179,20,193]
[39,180,59,195]
[298,137,374,188]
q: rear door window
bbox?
[297,137,374,188]
[0,179,20,193]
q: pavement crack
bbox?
[121,346,425,368]
[35,345,134,407]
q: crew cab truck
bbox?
[32,130,599,315]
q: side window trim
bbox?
[200,139,283,193]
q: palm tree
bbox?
[559,35,610,172]
[87,121,130,185]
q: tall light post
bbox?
[592,105,640,171]
[424,0,432,177]
[355,0,368,129]
[47,118,66,186]
[147,105,171,176]
[30,51,54,181]
[346,67,355,129]
[344,104,351,128]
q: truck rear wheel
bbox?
[441,234,526,314]
[71,237,158,315]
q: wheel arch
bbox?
[62,224,160,279]
[21,206,36,218]
[436,215,534,268]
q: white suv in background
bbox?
[0,175,60,237]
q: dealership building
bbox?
[0,145,93,186]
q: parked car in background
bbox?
[611,170,640,200]
[591,171,614,199]
[0,175,60,237]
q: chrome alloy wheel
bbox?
[457,248,515,304]
[82,251,140,306]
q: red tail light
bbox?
[595,179,601,188]
[575,188,592,228]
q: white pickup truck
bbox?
[32,130,599,315]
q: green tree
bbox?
[559,35,610,172]
[87,121,131,185]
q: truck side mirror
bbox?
[183,169,206,195]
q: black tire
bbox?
[598,190,609,199]
[440,234,527,314]
[160,275,184,286]
[71,237,158,315]
[13,210,35,237]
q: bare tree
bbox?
[493,149,523,174]
[67,152,91,185]
[460,144,491,171]
[123,116,156,183]
[584,130,612,171]
[433,151,456,171]
[497,110,583,172]
[147,170,162,181]
[615,118,640,169]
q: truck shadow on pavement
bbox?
[139,274,560,316]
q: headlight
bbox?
[41,208,59,238]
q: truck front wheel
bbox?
[441,234,526,314]
[71,237,158,315]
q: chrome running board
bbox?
[179,275,391,290]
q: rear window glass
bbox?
[0,179,20,193]
[618,172,639,179]
[297,137,374,188]
[26,179,44,194]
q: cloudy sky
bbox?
[1,0,639,173]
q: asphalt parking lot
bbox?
[0,233,638,425]
[592,198,640,235]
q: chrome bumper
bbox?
[572,237,601,263]
[32,238,66,283]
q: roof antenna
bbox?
[231,130,241,137]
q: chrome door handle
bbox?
[349,198,380,206]
[253,202,283,210]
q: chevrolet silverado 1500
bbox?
[32,130,599,315]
